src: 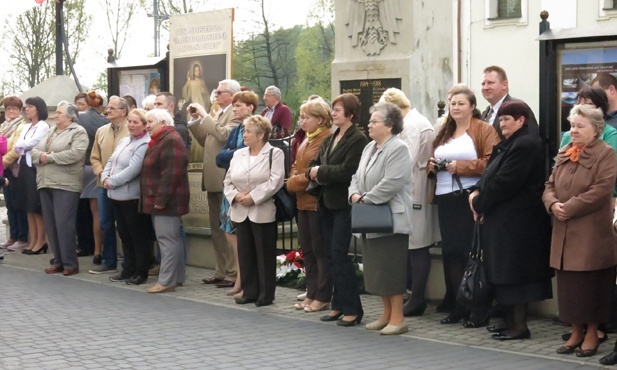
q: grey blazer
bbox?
[349,136,413,237]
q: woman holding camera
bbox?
[428,85,500,328]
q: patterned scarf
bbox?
[306,127,324,142]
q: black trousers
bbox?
[76,198,94,254]
[236,219,278,304]
[112,199,153,278]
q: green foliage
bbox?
[295,23,335,104]
[91,71,108,94]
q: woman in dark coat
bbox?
[468,101,552,341]
[307,93,368,327]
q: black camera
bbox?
[434,158,451,172]
[189,106,197,114]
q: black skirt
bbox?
[13,158,41,214]
[557,268,615,324]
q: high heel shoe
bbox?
[320,311,343,322]
[26,243,48,255]
[403,302,427,317]
[337,311,363,327]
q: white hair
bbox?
[265,85,281,100]
[146,108,174,127]
[219,79,241,94]
[142,94,156,109]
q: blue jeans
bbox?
[318,205,362,316]
[98,188,117,268]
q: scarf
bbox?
[564,144,583,162]
[306,127,325,142]
[148,126,171,148]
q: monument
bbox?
[332,0,453,128]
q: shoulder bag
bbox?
[457,221,492,309]
[269,149,296,222]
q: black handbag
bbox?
[350,195,393,234]
[269,149,296,222]
[457,221,492,309]
[305,180,321,197]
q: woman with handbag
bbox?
[468,101,552,341]
[216,90,260,298]
[349,102,413,335]
[428,85,500,328]
[543,104,617,357]
[224,115,284,307]
[307,93,368,327]
[286,99,333,312]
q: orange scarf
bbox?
[564,145,583,162]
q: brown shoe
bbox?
[63,268,79,276]
[45,266,64,274]
[215,280,235,288]
[147,283,176,294]
[202,277,224,284]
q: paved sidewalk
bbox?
[0,248,611,369]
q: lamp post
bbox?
[35,0,64,75]
[148,0,169,57]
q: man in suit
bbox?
[481,65,538,140]
[187,79,242,288]
[262,85,292,138]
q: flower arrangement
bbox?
[276,250,305,288]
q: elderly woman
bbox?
[349,102,413,335]
[224,115,284,307]
[140,109,190,294]
[543,104,617,357]
[468,101,552,341]
[215,90,260,298]
[428,85,500,327]
[31,102,88,274]
[102,109,152,285]
[76,91,109,264]
[307,93,368,326]
[12,96,50,254]
[0,96,28,251]
[287,99,333,312]
[380,88,439,317]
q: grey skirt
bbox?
[80,165,98,199]
[361,233,408,296]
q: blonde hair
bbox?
[300,100,333,128]
[129,109,147,125]
[379,88,410,110]
[244,115,272,143]
[568,104,605,137]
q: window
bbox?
[498,0,522,19]
[599,0,617,19]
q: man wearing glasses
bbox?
[187,79,242,288]
[262,85,292,139]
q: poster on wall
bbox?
[169,9,234,230]
[118,69,161,107]
[559,46,617,133]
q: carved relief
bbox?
[346,0,403,56]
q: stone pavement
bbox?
[0,249,610,369]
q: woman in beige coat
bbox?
[543,104,617,358]
[32,102,88,275]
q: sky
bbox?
[0,0,316,92]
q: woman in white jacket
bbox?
[101,109,152,285]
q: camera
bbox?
[189,106,197,114]
[434,158,451,172]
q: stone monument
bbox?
[332,0,454,127]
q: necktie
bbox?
[484,106,493,122]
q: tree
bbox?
[1,0,90,92]
[102,0,145,60]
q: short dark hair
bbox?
[232,91,259,114]
[483,65,508,82]
[369,102,404,135]
[123,95,137,109]
[331,93,361,124]
[25,96,48,121]
[156,92,176,108]
[497,101,530,124]
[578,86,609,115]
[592,73,617,90]
[74,92,88,103]
[2,96,23,110]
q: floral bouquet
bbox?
[276,250,305,289]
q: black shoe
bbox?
[575,343,599,358]
[92,254,102,265]
[600,351,617,365]
[463,314,490,328]
[109,273,132,282]
[491,329,531,341]
[556,339,584,354]
[255,300,273,307]
[320,312,343,322]
[235,298,257,304]
[27,244,48,255]
[487,323,508,333]
[336,311,363,327]
[403,302,427,317]
[126,275,147,285]
[440,312,468,324]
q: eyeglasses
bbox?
[215,90,230,96]
[368,120,384,124]
[107,107,120,111]
[5,107,21,112]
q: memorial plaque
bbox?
[340,78,402,134]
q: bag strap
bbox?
[470,221,482,258]
[269,148,273,170]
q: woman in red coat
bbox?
[140,109,190,294]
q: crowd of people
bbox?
[3,67,617,364]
